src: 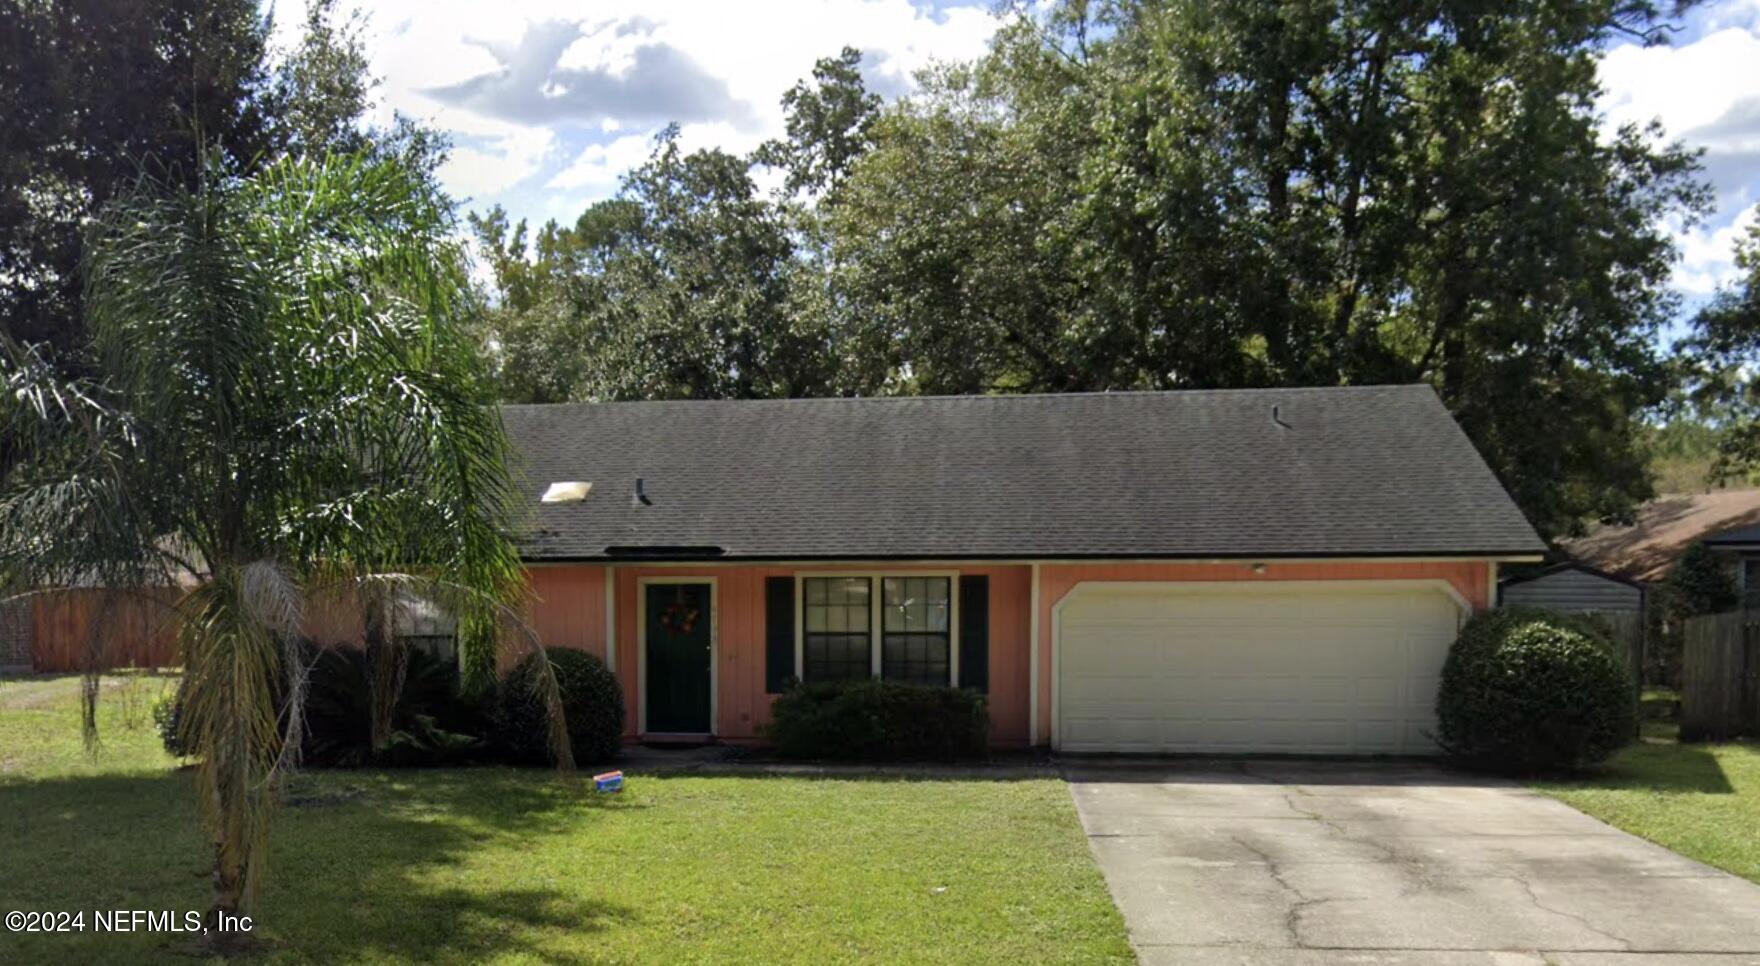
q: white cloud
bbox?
[1599,21,1760,294]
[546,132,655,191]
[265,0,1002,214]
[1599,28,1760,137]
[434,123,557,201]
[1674,203,1758,296]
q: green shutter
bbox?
[765,576,795,693]
[959,575,989,693]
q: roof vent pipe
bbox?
[1271,404,1292,429]
[632,477,652,507]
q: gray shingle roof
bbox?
[500,385,1544,561]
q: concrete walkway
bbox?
[1064,759,1760,965]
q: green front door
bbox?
[645,582,713,733]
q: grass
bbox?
[1536,722,1760,885]
[0,674,1129,964]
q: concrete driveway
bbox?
[1065,760,1760,965]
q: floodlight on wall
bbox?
[540,481,593,503]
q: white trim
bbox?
[520,554,1544,569]
[635,576,718,737]
[1486,561,1497,610]
[1047,578,1473,751]
[1028,562,1041,747]
[793,570,960,685]
[604,565,617,673]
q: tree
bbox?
[0,150,564,928]
[0,0,270,356]
[1686,220,1760,481]
[832,0,1709,537]
[261,0,375,158]
[756,46,883,199]
[473,128,847,401]
[1651,540,1739,686]
[0,0,430,364]
[1662,542,1739,618]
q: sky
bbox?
[268,0,1760,308]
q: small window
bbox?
[803,577,872,682]
[394,593,457,666]
[882,577,951,685]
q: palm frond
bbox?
[2,147,534,920]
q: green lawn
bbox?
[0,675,1130,964]
[1536,723,1760,885]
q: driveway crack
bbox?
[1505,873,1633,952]
[1230,834,1324,948]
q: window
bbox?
[882,577,951,685]
[800,574,956,686]
[803,576,872,682]
[393,593,457,666]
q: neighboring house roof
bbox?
[1562,488,1760,583]
[1497,561,1645,613]
[1703,521,1760,550]
[500,384,1545,562]
[1498,561,1646,591]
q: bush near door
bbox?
[1437,607,1636,773]
[766,680,989,761]
[495,648,625,765]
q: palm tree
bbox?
[0,151,569,926]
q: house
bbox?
[1498,562,1644,616]
[501,385,1545,755]
[1701,523,1760,600]
[1562,488,1760,584]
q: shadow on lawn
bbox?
[0,767,639,964]
[1565,740,1739,795]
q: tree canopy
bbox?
[0,0,437,364]
[473,2,1709,539]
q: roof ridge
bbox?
[499,384,1434,410]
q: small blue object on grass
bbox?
[594,770,624,793]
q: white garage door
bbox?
[1056,582,1464,755]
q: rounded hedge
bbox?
[495,648,625,766]
[1436,607,1636,773]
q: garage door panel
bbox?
[1057,583,1459,755]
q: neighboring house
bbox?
[502,384,1544,756]
[1701,524,1760,601]
[1498,562,1644,615]
[1497,563,1647,681]
[1563,488,1760,584]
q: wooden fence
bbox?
[1579,610,1645,693]
[1681,611,1760,741]
[24,587,439,673]
[29,588,182,673]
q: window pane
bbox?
[883,577,949,633]
[882,632,950,686]
[804,577,872,682]
[804,634,871,682]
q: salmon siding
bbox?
[521,558,1494,748]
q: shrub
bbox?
[1662,542,1739,619]
[494,648,625,766]
[152,682,189,758]
[301,645,487,768]
[1436,607,1636,773]
[765,679,990,761]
